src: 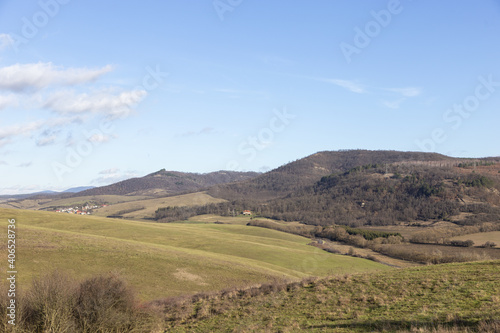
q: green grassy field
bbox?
[91,191,225,219]
[187,213,280,225]
[164,260,500,332]
[0,208,389,300]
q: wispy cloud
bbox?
[99,168,120,175]
[36,135,57,146]
[0,94,18,110]
[214,88,268,99]
[0,116,82,147]
[43,88,147,119]
[0,120,45,147]
[0,184,42,195]
[312,77,366,94]
[179,127,216,137]
[0,62,113,92]
[381,99,406,109]
[91,168,139,185]
[258,55,296,66]
[87,133,115,143]
[309,76,422,100]
[0,34,13,51]
[17,162,33,168]
[384,87,422,97]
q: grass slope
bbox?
[0,208,388,300]
[164,260,500,332]
[0,194,152,210]
[92,192,226,219]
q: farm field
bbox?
[452,231,500,248]
[91,192,226,220]
[0,208,389,300]
[187,213,279,225]
[362,222,461,240]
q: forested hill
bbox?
[73,170,260,197]
[207,150,463,201]
[255,162,500,226]
[157,150,500,227]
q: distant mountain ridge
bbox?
[73,170,260,197]
[0,186,96,201]
[63,186,96,193]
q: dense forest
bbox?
[157,151,500,227]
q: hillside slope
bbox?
[163,260,500,332]
[160,151,500,227]
[208,150,464,201]
[0,208,388,300]
[74,170,260,197]
[258,163,500,226]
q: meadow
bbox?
[91,191,226,220]
[163,260,500,332]
[0,208,388,300]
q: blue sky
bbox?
[0,0,499,194]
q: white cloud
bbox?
[316,78,366,94]
[179,127,216,137]
[99,168,120,175]
[0,34,13,51]
[0,184,42,195]
[88,133,115,143]
[385,87,422,97]
[0,120,45,147]
[17,162,33,168]
[381,98,405,109]
[0,94,18,110]
[0,62,113,92]
[91,168,138,185]
[43,88,147,119]
[0,116,82,147]
[36,135,57,146]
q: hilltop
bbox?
[208,150,468,201]
[156,150,500,227]
[73,170,260,197]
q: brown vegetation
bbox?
[0,272,160,333]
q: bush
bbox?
[450,240,474,247]
[20,271,77,332]
[481,241,497,248]
[0,272,160,333]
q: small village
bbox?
[54,204,107,215]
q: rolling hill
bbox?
[73,169,260,197]
[162,260,500,332]
[154,150,500,227]
[207,150,469,201]
[0,208,388,300]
